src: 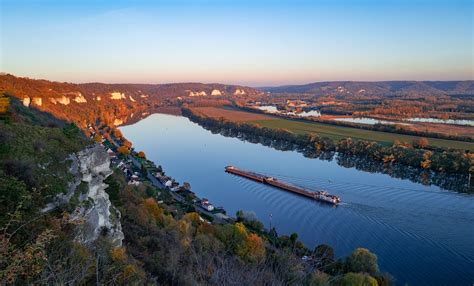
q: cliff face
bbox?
[0,74,263,129]
[72,145,124,246]
[44,145,124,246]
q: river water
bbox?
[122,113,474,286]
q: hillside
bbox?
[0,74,262,129]
[262,81,474,96]
[0,82,391,285]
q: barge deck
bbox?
[225,166,341,205]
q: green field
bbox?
[250,118,474,150]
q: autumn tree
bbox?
[123,139,133,149]
[137,151,146,158]
[420,151,433,169]
[113,129,123,139]
[413,137,429,149]
[117,146,130,155]
[93,134,102,143]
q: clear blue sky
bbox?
[1,0,472,86]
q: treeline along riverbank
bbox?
[182,108,473,192]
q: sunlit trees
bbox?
[345,248,379,274]
[413,137,429,148]
[117,146,130,155]
[122,139,133,149]
[113,129,123,139]
[420,151,433,169]
[93,134,102,143]
[137,151,146,158]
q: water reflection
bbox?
[121,113,474,286]
[200,117,470,193]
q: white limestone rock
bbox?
[32,97,42,106]
[23,97,31,107]
[42,145,124,247]
[234,88,246,95]
[113,118,123,126]
[211,89,222,96]
[188,91,207,97]
[110,92,126,100]
[57,96,70,105]
[74,93,87,103]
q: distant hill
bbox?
[0,74,262,128]
[261,81,474,96]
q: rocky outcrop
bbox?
[113,118,123,126]
[42,145,124,247]
[57,96,71,105]
[211,89,222,96]
[32,97,42,106]
[234,88,246,95]
[74,93,87,103]
[22,97,30,107]
[110,92,126,100]
[188,91,207,97]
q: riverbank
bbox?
[183,107,474,179]
[119,112,474,286]
[89,119,395,285]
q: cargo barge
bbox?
[225,166,341,205]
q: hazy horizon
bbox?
[1,0,473,85]
[2,72,474,88]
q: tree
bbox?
[62,123,80,139]
[413,137,429,149]
[93,134,102,143]
[313,244,334,267]
[123,140,133,149]
[420,151,433,169]
[137,151,146,159]
[182,182,191,191]
[290,233,298,245]
[345,248,379,274]
[339,272,378,286]
[113,129,123,139]
[117,146,130,155]
[242,233,265,262]
[307,271,330,286]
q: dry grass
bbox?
[190,107,273,122]
[192,106,474,150]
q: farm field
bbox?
[190,106,274,122]
[191,107,474,150]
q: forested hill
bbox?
[0,85,392,285]
[261,81,474,96]
[0,74,262,128]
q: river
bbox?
[121,113,474,286]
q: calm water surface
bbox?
[122,114,474,286]
[334,117,411,126]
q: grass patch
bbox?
[249,119,474,150]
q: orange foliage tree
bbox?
[93,134,102,143]
[117,146,130,155]
[113,129,123,139]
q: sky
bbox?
[0,0,473,86]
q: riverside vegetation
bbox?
[0,96,392,285]
[183,108,474,192]
[183,108,474,176]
